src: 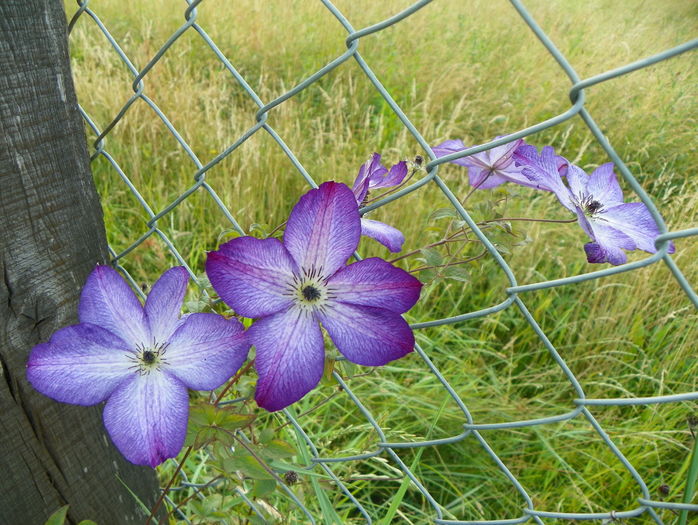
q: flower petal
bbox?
[352,153,384,203]
[360,218,405,253]
[587,220,637,265]
[587,163,623,205]
[283,182,361,277]
[78,265,150,348]
[370,161,408,188]
[328,257,421,313]
[515,145,575,210]
[249,308,325,412]
[103,371,189,468]
[145,266,189,344]
[601,202,674,254]
[432,139,470,167]
[164,313,250,390]
[206,237,297,318]
[468,167,508,189]
[566,164,589,198]
[319,303,414,366]
[27,323,133,405]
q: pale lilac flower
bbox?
[351,153,408,252]
[206,182,422,412]
[434,138,568,190]
[27,266,250,467]
[517,155,674,265]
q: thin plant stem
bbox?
[479,216,578,224]
[389,230,469,264]
[678,427,698,525]
[363,167,419,205]
[409,250,488,273]
[147,359,256,523]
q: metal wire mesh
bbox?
[66,0,698,522]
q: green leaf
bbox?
[223,455,275,480]
[420,247,443,267]
[77,521,98,525]
[258,427,274,445]
[427,207,458,221]
[261,439,297,460]
[443,266,470,282]
[185,404,255,448]
[251,478,277,498]
[44,506,69,525]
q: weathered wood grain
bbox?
[0,1,163,523]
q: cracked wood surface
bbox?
[0,1,163,523]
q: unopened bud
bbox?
[284,471,298,485]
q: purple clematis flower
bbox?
[27,265,250,467]
[351,153,409,252]
[206,181,422,412]
[517,156,674,265]
[433,138,568,191]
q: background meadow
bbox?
[65,0,697,522]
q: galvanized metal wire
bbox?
[67,0,698,522]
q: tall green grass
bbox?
[66,0,697,522]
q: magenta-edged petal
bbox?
[27,323,133,405]
[601,203,673,254]
[371,161,408,188]
[164,313,249,390]
[587,163,623,205]
[206,237,297,318]
[249,308,325,412]
[360,219,406,253]
[328,257,421,313]
[283,182,361,277]
[79,265,150,348]
[145,266,189,343]
[432,139,470,167]
[319,303,414,366]
[103,371,189,468]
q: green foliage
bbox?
[66,0,698,521]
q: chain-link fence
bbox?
[66,0,697,522]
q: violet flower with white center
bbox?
[433,138,568,191]
[206,182,422,412]
[27,265,250,467]
[517,155,674,265]
[351,153,409,252]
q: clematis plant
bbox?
[514,152,674,265]
[206,181,422,412]
[351,153,409,252]
[432,138,568,191]
[27,265,250,467]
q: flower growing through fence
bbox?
[26,265,250,467]
[515,153,674,265]
[206,181,422,412]
[351,153,408,252]
[433,138,568,190]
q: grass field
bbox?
[65,0,697,522]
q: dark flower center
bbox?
[586,200,603,214]
[302,285,322,302]
[142,350,156,364]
